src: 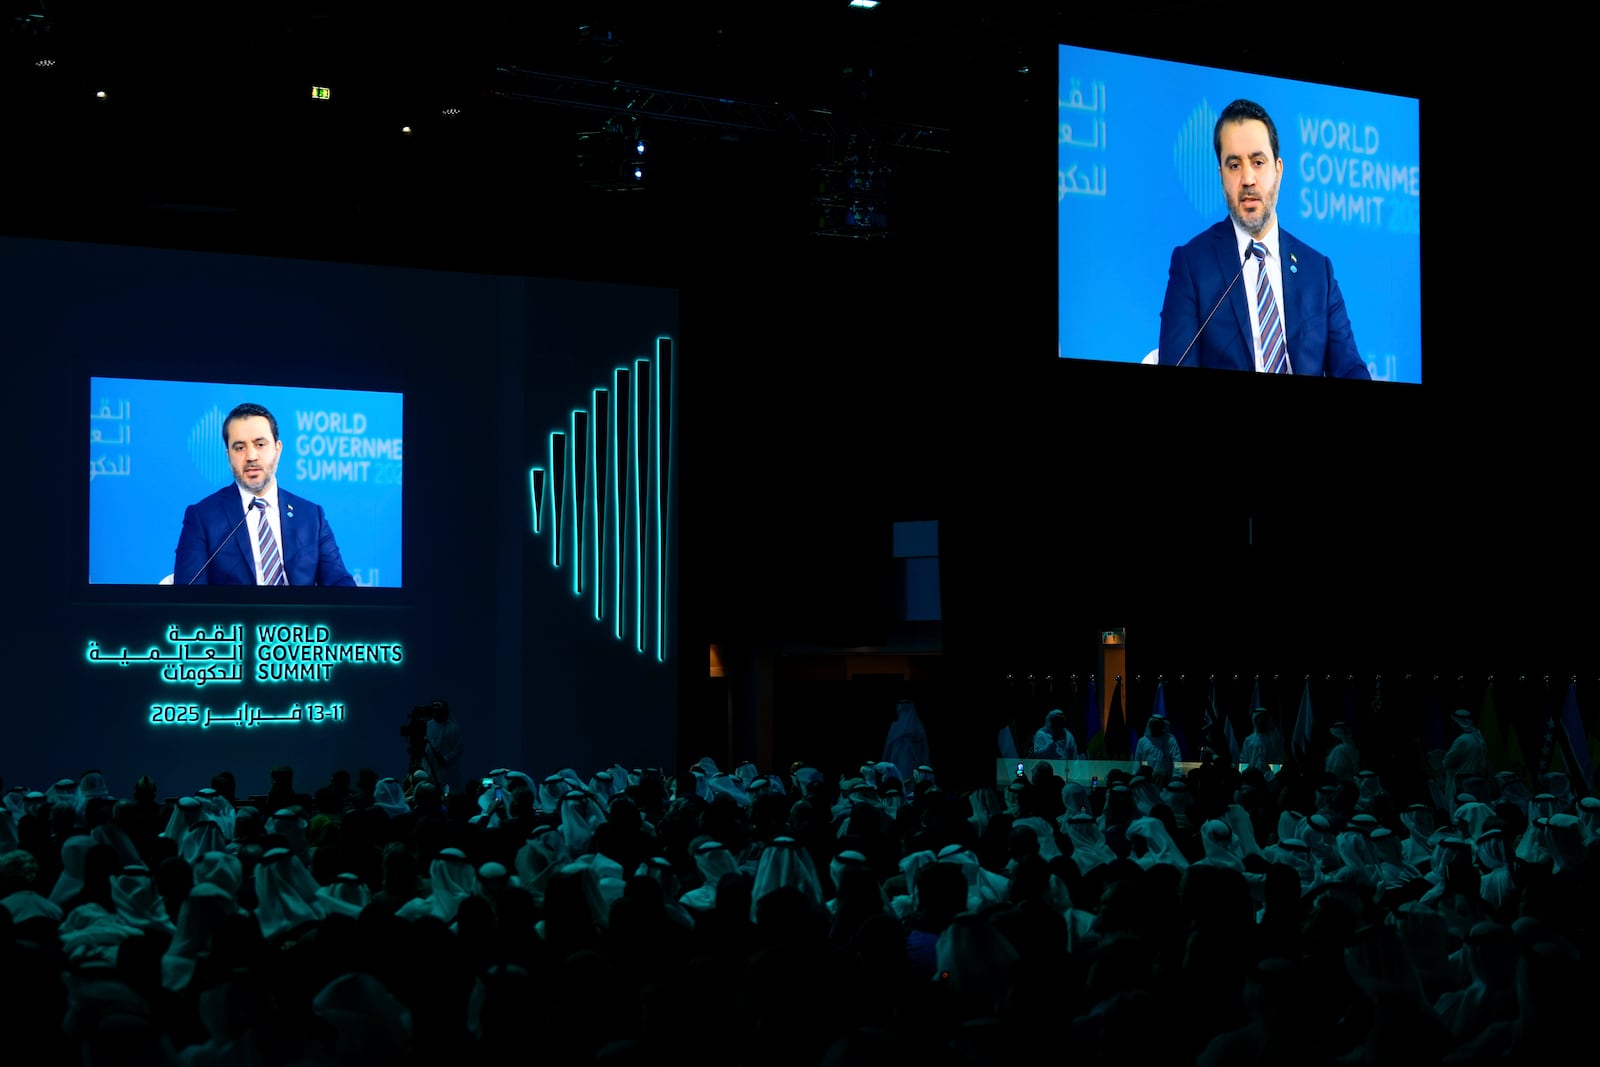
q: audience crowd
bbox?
[3,706,1598,1065]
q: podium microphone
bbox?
[1175,243,1256,367]
[184,508,252,588]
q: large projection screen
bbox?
[1058,43,1421,383]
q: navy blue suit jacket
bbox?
[174,486,357,586]
[1157,219,1371,378]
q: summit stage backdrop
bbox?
[3,235,678,798]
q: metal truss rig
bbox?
[491,67,950,154]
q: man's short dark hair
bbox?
[222,403,280,446]
[1214,99,1280,164]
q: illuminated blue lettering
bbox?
[146,699,347,728]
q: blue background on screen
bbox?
[1058,44,1421,382]
[89,378,403,586]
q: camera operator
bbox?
[417,700,464,795]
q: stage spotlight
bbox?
[576,126,650,191]
[311,86,332,100]
[95,91,107,100]
[811,148,893,237]
[401,125,413,135]
[578,23,625,54]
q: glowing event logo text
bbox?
[86,623,405,687]
[254,623,403,682]
[149,701,346,729]
[87,624,246,686]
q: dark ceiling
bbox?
[5,2,1435,274]
[5,4,1050,228]
[6,3,1055,119]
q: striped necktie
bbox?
[1251,241,1289,374]
[252,497,286,585]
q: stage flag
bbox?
[1154,681,1191,759]
[1558,679,1594,793]
[1422,681,1446,753]
[1478,681,1508,772]
[1106,676,1130,761]
[1291,679,1315,763]
[1202,681,1223,756]
[1084,674,1100,753]
[1537,681,1562,779]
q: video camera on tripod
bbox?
[400,700,446,771]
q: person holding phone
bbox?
[477,776,506,820]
